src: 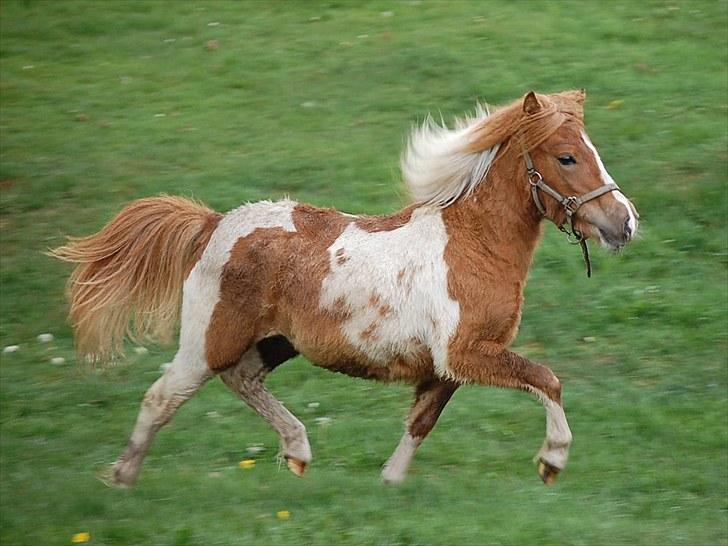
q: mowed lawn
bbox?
[1,1,726,545]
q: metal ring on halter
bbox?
[558,224,583,245]
[565,229,585,245]
[527,169,543,186]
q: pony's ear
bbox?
[572,88,586,104]
[523,91,541,115]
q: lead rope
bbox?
[580,238,592,278]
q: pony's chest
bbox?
[318,210,460,371]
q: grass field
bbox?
[1,1,727,545]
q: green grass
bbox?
[1,1,726,545]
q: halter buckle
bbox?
[563,196,579,216]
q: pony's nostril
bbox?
[624,219,632,239]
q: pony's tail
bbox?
[49,196,222,363]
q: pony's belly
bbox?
[296,335,436,383]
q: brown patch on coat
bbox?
[395,265,421,295]
[205,226,295,371]
[335,247,349,265]
[332,296,349,314]
[354,206,415,233]
[408,379,459,439]
[360,321,379,341]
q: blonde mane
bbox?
[401,90,585,207]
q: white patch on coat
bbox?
[182,199,298,369]
[581,132,638,236]
[319,206,460,377]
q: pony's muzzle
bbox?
[579,200,637,251]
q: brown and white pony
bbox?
[52,90,638,487]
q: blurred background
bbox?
[1,1,726,545]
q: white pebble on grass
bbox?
[315,417,332,427]
[3,345,20,354]
[50,357,66,365]
[37,333,54,343]
[134,346,149,355]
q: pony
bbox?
[51,90,638,487]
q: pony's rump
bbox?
[50,196,221,362]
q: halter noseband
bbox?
[523,150,619,277]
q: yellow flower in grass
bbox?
[239,459,256,469]
[276,510,290,520]
[71,532,90,543]
[607,99,624,110]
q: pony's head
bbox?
[516,90,639,250]
[402,89,639,250]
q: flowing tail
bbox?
[50,196,222,362]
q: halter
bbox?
[523,150,619,277]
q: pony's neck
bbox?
[442,146,543,277]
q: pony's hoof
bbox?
[286,457,308,477]
[380,464,407,485]
[97,465,132,489]
[537,459,560,485]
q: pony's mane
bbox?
[401,90,585,207]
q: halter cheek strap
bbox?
[523,150,619,277]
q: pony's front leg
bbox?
[449,349,572,484]
[382,379,459,484]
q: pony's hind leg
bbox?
[110,350,212,487]
[449,349,572,485]
[220,337,311,477]
[381,378,459,484]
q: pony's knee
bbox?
[547,372,562,405]
[535,365,562,405]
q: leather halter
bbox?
[523,150,619,277]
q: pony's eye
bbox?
[558,155,576,166]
